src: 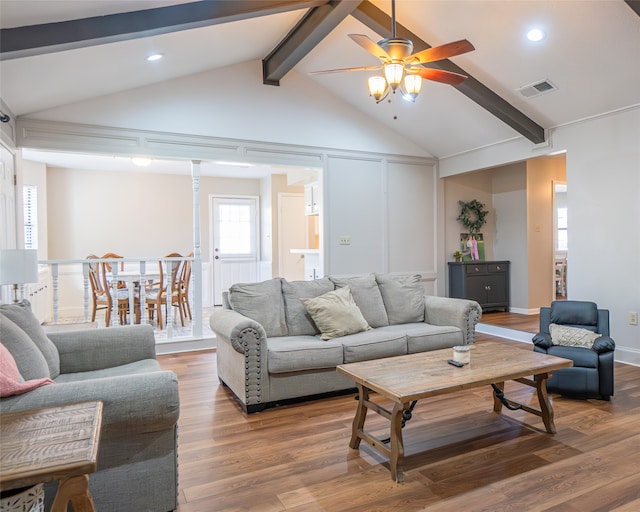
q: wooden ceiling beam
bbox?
[352,1,546,144]
[263,0,362,86]
[0,0,326,61]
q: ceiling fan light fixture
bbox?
[368,75,389,102]
[402,74,422,102]
[384,63,404,90]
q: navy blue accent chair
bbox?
[532,300,615,400]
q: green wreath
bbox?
[457,199,488,235]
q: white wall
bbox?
[25,60,430,159]
[45,166,260,261]
[492,165,528,312]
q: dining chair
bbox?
[179,252,193,320]
[146,253,184,329]
[87,254,131,326]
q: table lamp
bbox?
[0,249,39,303]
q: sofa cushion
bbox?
[301,286,371,341]
[330,275,389,328]
[267,336,344,373]
[375,274,425,325]
[0,301,60,378]
[341,329,407,363]
[228,278,287,337]
[376,323,463,353]
[550,323,600,349]
[0,342,54,397]
[544,345,599,368]
[0,314,51,380]
[282,278,334,336]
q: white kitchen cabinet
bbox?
[304,182,321,215]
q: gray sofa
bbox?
[0,301,180,512]
[210,274,482,413]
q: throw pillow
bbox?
[301,286,371,340]
[0,342,54,397]
[282,278,335,336]
[550,323,600,349]
[375,274,425,325]
[0,301,60,378]
[330,275,389,328]
[228,278,287,337]
[0,314,51,380]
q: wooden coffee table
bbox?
[336,342,572,482]
[0,401,103,512]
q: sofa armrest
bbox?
[48,325,156,373]
[0,371,179,435]
[423,296,482,344]
[209,309,267,354]
[593,335,615,353]
[532,332,553,349]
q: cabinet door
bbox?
[485,274,508,305]
[465,276,488,304]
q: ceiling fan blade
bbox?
[348,34,391,61]
[408,39,475,64]
[309,65,382,75]
[417,68,468,85]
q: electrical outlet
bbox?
[339,236,351,245]
[630,311,638,326]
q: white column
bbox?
[191,160,203,338]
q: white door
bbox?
[211,196,259,306]
[278,193,306,281]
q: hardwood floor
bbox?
[480,311,540,333]
[158,334,640,511]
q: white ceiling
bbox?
[1,0,639,173]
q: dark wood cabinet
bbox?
[448,261,510,312]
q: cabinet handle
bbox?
[474,267,480,272]
[485,285,492,291]
[496,266,501,270]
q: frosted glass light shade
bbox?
[403,74,423,102]
[368,76,388,101]
[384,63,404,90]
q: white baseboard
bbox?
[155,336,216,355]
[508,307,540,315]
[476,323,534,343]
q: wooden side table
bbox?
[0,401,103,512]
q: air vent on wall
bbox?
[518,79,558,98]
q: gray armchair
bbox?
[0,301,180,511]
[532,300,615,400]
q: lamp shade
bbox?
[0,249,39,286]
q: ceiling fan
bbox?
[310,0,475,103]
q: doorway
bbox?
[277,193,306,281]
[210,195,259,306]
[553,182,568,300]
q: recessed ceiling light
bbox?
[526,28,546,42]
[146,53,164,62]
[132,157,151,166]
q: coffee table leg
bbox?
[536,373,556,434]
[389,403,406,483]
[51,475,96,512]
[492,381,505,413]
[349,383,369,449]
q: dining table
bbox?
[108,269,160,325]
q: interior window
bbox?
[556,207,567,251]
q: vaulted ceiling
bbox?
[1,0,639,166]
